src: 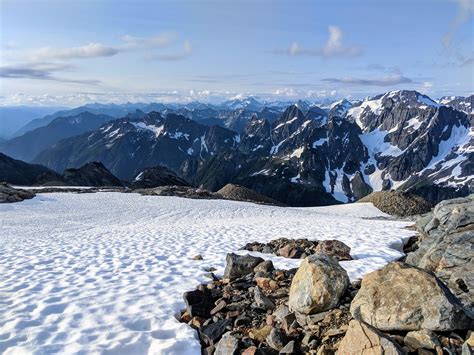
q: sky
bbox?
[0,0,473,106]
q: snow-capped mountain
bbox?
[438,95,473,115]
[219,97,265,111]
[28,90,473,205]
[35,112,240,180]
[0,112,116,162]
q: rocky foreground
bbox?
[179,196,474,354]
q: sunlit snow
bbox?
[0,193,415,354]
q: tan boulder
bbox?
[336,320,404,355]
[350,262,473,331]
[289,254,349,315]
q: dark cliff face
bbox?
[62,162,123,187]
[30,90,473,205]
[0,153,56,185]
[131,166,189,189]
[0,153,124,187]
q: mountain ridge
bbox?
[2,89,471,205]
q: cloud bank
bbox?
[321,74,413,86]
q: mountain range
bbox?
[0,91,472,206]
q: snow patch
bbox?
[0,193,415,353]
[130,122,164,137]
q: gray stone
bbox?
[215,332,239,355]
[406,195,474,310]
[254,286,275,310]
[272,305,290,322]
[200,319,233,345]
[404,330,440,350]
[224,253,264,280]
[314,240,352,261]
[254,260,275,273]
[279,341,296,354]
[266,328,287,351]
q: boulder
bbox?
[336,320,404,355]
[406,195,474,309]
[403,330,441,350]
[200,319,233,345]
[254,260,275,274]
[314,240,352,261]
[183,286,214,318]
[288,254,349,315]
[350,262,474,331]
[224,253,264,280]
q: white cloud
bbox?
[277,26,362,58]
[442,0,474,47]
[8,32,183,63]
[29,43,119,61]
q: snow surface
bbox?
[130,122,164,137]
[359,128,404,157]
[0,193,415,354]
[405,116,422,131]
[312,137,328,147]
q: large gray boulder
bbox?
[406,195,474,310]
[350,262,474,331]
[288,254,349,315]
[336,320,404,355]
[223,253,264,280]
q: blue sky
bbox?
[0,0,473,105]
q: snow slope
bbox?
[0,193,415,354]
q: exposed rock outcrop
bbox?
[242,238,352,261]
[61,162,123,187]
[0,183,36,203]
[358,190,433,216]
[0,153,55,186]
[131,166,189,189]
[217,183,284,206]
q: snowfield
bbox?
[0,192,415,354]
